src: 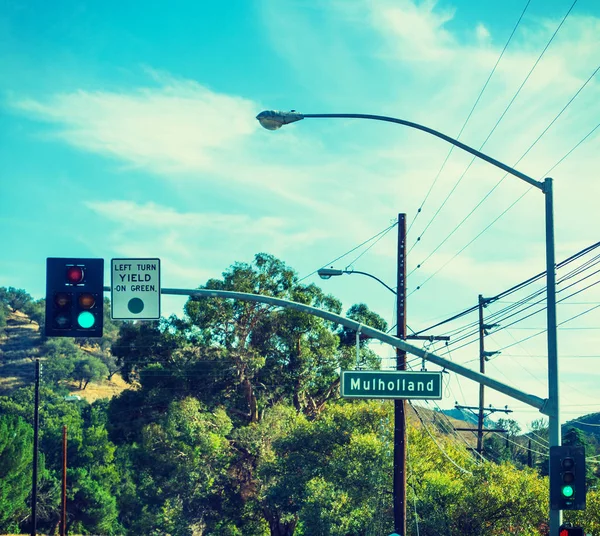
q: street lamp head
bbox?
[317,267,344,280]
[256,110,304,130]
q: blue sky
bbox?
[1,0,599,429]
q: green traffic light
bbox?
[561,485,574,498]
[77,311,96,329]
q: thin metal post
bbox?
[61,425,67,536]
[394,214,407,534]
[31,359,40,536]
[477,295,485,454]
[545,177,561,534]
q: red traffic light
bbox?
[66,266,84,284]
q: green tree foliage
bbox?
[0,286,33,312]
[22,297,45,326]
[408,418,547,536]
[0,415,33,532]
[73,355,109,389]
[6,264,596,535]
[0,300,9,336]
[123,397,234,535]
[0,387,121,534]
[181,253,387,424]
[258,401,393,536]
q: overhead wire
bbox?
[406,0,532,240]
[344,222,397,270]
[450,275,600,355]
[408,0,579,258]
[300,220,398,282]
[410,402,473,474]
[495,302,600,352]
[412,241,600,338]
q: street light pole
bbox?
[257,110,561,534]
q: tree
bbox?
[0,415,33,532]
[23,298,45,326]
[73,356,109,389]
[258,401,393,536]
[0,286,33,312]
[123,397,234,535]
[0,301,8,336]
[183,253,385,424]
[42,339,84,387]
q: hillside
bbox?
[564,412,600,443]
[0,310,129,402]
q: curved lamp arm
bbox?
[256,110,544,191]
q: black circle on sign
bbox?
[128,298,144,314]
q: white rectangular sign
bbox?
[111,258,161,320]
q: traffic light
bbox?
[559,524,584,536]
[550,445,586,510]
[45,258,104,337]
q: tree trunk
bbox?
[264,509,298,536]
[242,377,259,423]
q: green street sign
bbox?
[341,370,443,400]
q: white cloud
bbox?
[13,76,257,174]
[476,23,491,43]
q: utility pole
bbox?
[394,213,407,535]
[61,425,67,536]
[454,295,510,454]
[31,359,41,536]
[393,213,451,534]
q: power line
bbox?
[408,0,578,258]
[301,220,398,282]
[496,302,600,352]
[407,60,599,283]
[406,0,532,240]
[412,241,600,335]
[344,222,397,269]
[543,120,600,177]
[410,402,473,474]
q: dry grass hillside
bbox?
[0,310,129,402]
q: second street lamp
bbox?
[257,109,561,535]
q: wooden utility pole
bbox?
[61,425,67,536]
[31,359,41,536]
[394,213,407,535]
[455,295,510,452]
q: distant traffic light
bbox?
[550,445,586,510]
[45,258,104,337]
[559,524,584,535]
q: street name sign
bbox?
[111,258,161,320]
[341,370,442,400]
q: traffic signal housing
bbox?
[550,445,586,510]
[559,524,584,536]
[45,258,104,337]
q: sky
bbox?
[1,0,599,433]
